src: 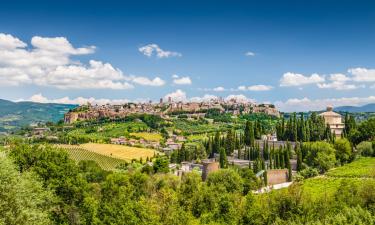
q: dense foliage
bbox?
[1,143,374,224]
[276,112,334,142]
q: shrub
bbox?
[299,167,319,178]
[357,141,373,157]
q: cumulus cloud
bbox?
[0,33,27,49]
[245,51,255,56]
[138,44,181,58]
[275,96,375,112]
[130,76,165,86]
[213,86,226,92]
[280,69,375,90]
[164,89,187,102]
[172,75,192,85]
[225,94,254,103]
[0,33,163,89]
[316,73,358,90]
[190,94,218,102]
[280,72,325,87]
[348,68,375,82]
[20,93,131,105]
[238,85,273,91]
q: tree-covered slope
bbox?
[0,99,77,131]
[335,103,375,112]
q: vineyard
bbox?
[79,143,158,160]
[326,157,375,178]
[58,145,126,170]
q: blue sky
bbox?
[1,0,375,111]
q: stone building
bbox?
[202,160,219,181]
[267,169,289,185]
[319,106,345,137]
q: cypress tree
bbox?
[264,171,268,186]
[293,114,298,142]
[244,120,251,146]
[225,129,234,155]
[249,122,255,147]
[287,159,292,182]
[281,116,285,139]
[280,146,285,168]
[275,150,280,168]
[252,159,259,173]
[284,148,289,168]
[296,143,303,171]
[219,147,227,168]
[213,131,220,154]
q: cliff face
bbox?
[64,111,101,124]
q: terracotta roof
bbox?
[319,111,342,117]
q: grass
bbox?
[67,122,149,141]
[326,157,375,178]
[59,146,126,170]
[187,134,208,142]
[301,177,359,199]
[129,132,162,141]
[300,157,375,200]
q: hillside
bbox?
[0,99,77,131]
[335,103,375,112]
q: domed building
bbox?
[319,106,345,137]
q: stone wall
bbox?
[267,169,289,185]
[202,161,219,181]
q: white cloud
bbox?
[275,96,375,112]
[225,94,254,103]
[213,86,225,92]
[0,33,162,89]
[237,84,273,91]
[172,75,192,85]
[317,82,357,90]
[248,85,273,91]
[316,73,358,90]
[329,73,351,82]
[21,93,131,105]
[348,67,375,82]
[190,94,218,102]
[245,51,255,56]
[237,85,247,91]
[280,72,325,87]
[138,44,181,58]
[31,36,95,55]
[164,89,187,102]
[38,60,134,90]
[131,76,165,86]
[0,33,27,49]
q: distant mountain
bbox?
[0,99,77,131]
[335,103,375,113]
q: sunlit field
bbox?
[59,143,159,161]
[129,132,162,141]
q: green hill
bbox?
[0,99,77,131]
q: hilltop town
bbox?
[64,97,280,124]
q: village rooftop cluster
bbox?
[64,97,280,124]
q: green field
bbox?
[60,146,127,170]
[67,122,148,141]
[301,158,375,200]
[326,157,375,178]
[173,119,232,135]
